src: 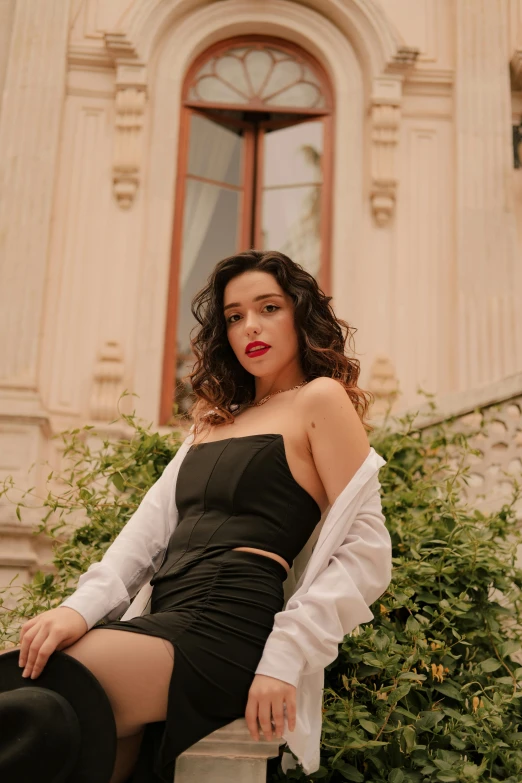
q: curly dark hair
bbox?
[181,250,375,439]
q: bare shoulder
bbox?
[297,377,371,505]
[300,376,348,404]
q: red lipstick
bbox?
[245,341,271,357]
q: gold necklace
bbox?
[249,380,309,407]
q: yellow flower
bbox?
[431,663,444,682]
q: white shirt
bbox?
[60,427,391,774]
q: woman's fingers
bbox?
[18,622,41,669]
[18,617,38,648]
[245,675,297,742]
[21,626,48,679]
[245,694,260,740]
[29,634,59,680]
[270,696,285,739]
[257,698,274,742]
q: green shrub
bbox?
[0,409,187,644]
[273,406,522,783]
[1,401,522,782]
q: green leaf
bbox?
[110,472,125,492]
[401,724,416,753]
[359,719,379,734]
[433,682,463,701]
[479,657,503,672]
[415,711,444,731]
[394,706,419,720]
[338,765,364,782]
[362,654,384,668]
[310,766,328,778]
[398,671,427,681]
[499,640,522,658]
[388,683,412,704]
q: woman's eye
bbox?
[226,304,279,324]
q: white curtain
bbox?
[181,114,240,289]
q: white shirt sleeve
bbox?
[59,434,191,630]
[254,485,392,687]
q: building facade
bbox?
[1,0,522,582]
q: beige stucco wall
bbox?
[0,0,521,582]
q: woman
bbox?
[1,250,392,783]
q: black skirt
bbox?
[96,548,287,783]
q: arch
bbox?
[118,0,405,82]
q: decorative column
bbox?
[0,0,71,394]
[455,0,522,389]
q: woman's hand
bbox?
[245,673,296,741]
[18,607,88,680]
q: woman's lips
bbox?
[246,346,271,357]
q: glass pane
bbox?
[188,43,328,111]
[215,54,250,98]
[262,60,302,102]
[264,121,323,188]
[262,185,321,278]
[187,113,243,186]
[261,120,324,278]
[242,49,272,94]
[176,181,241,413]
[197,75,248,104]
[269,82,324,109]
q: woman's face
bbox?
[223,270,300,378]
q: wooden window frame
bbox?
[159,35,334,425]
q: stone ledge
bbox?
[175,718,286,782]
[179,717,284,759]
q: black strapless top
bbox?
[151,434,322,584]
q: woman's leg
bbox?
[1,631,175,783]
[63,629,175,783]
[63,628,175,736]
[110,730,145,783]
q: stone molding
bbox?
[66,0,423,220]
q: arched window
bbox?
[161,35,334,424]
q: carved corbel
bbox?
[366,354,400,417]
[89,340,126,421]
[112,81,147,208]
[370,101,401,226]
[368,47,419,226]
[105,33,147,209]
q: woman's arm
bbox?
[59,431,193,629]
[254,482,391,686]
[253,378,392,686]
